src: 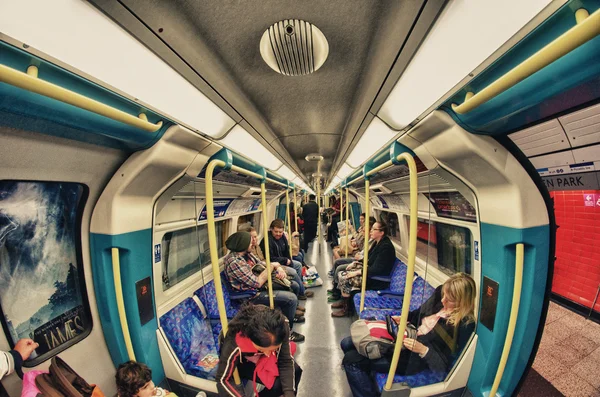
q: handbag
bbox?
[36,356,104,397]
[252,263,292,291]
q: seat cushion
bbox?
[354,276,435,311]
[194,275,241,319]
[159,298,219,380]
[374,369,447,390]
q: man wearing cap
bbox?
[224,231,306,342]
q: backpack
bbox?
[350,316,418,359]
[35,356,104,397]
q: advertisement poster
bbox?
[425,192,477,222]
[0,181,87,358]
[198,199,234,221]
[225,199,259,216]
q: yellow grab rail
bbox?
[0,64,163,132]
[285,188,294,260]
[345,188,350,258]
[111,248,136,361]
[452,8,600,114]
[359,178,370,313]
[260,181,275,308]
[293,186,299,234]
[489,243,524,397]
[383,153,418,391]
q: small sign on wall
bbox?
[583,193,600,207]
[474,241,479,261]
[154,244,161,263]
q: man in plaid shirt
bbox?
[224,231,306,342]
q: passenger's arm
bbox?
[368,243,396,277]
[277,323,297,397]
[216,337,247,397]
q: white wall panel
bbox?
[529,150,576,169]
[509,119,570,157]
[572,144,600,163]
[559,102,600,147]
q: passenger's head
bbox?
[359,213,366,226]
[269,219,285,240]
[370,221,387,241]
[228,305,288,356]
[225,231,252,254]
[441,273,476,326]
[246,227,258,247]
[116,361,153,397]
[309,194,316,201]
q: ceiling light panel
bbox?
[378,0,554,130]
[220,125,283,170]
[0,0,236,137]
[275,165,297,181]
[346,117,396,168]
[336,163,356,181]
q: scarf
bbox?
[417,310,450,336]
[235,333,297,395]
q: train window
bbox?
[0,181,91,366]
[407,217,472,276]
[237,212,261,232]
[378,211,401,246]
[161,220,229,290]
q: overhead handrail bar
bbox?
[111,248,136,361]
[0,64,163,132]
[452,8,600,114]
[489,243,524,397]
[383,153,418,391]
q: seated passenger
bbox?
[224,231,305,342]
[260,219,314,300]
[340,273,476,396]
[216,305,302,397]
[116,361,174,397]
[245,226,306,301]
[329,214,370,273]
[331,221,395,317]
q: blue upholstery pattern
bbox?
[359,309,402,321]
[212,322,223,351]
[354,276,436,311]
[374,369,447,390]
[194,275,241,320]
[389,260,408,294]
[159,298,219,380]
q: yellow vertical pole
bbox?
[385,153,418,391]
[111,248,136,361]
[317,183,322,249]
[260,181,275,308]
[345,188,350,258]
[293,186,299,233]
[285,188,293,260]
[339,189,344,242]
[359,179,370,313]
[205,159,241,385]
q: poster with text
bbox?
[425,192,477,222]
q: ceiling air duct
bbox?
[260,19,329,76]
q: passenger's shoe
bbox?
[327,288,337,294]
[327,270,334,278]
[296,306,306,313]
[327,295,341,303]
[331,301,346,309]
[293,315,306,323]
[289,331,305,342]
[304,291,314,298]
[331,309,349,317]
[298,294,307,300]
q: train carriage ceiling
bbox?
[90,0,447,184]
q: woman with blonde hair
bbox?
[340,273,477,396]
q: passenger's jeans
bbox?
[303,223,317,251]
[284,260,305,296]
[340,336,380,397]
[293,249,305,263]
[252,290,298,329]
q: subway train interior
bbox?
[1,0,600,396]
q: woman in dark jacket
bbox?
[216,305,302,397]
[340,273,476,397]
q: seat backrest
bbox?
[194,273,241,319]
[409,276,436,311]
[389,259,408,294]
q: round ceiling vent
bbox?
[260,19,329,76]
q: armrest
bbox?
[376,289,404,298]
[370,275,391,282]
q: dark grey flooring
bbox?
[293,236,354,397]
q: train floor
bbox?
[519,302,600,397]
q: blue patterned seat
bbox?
[354,276,435,312]
[374,369,447,390]
[159,298,219,380]
[194,275,242,320]
[212,322,223,350]
[359,308,402,321]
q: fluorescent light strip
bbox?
[346,117,397,168]
[378,0,553,129]
[220,125,282,171]
[0,0,235,137]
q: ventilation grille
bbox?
[260,19,328,76]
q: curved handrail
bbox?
[383,153,418,391]
[111,247,136,361]
[452,8,600,114]
[0,64,163,132]
[489,243,524,396]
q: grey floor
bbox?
[293,236,354,397]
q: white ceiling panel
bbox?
[559,102,600,148]
[529,150,576,169]
[509,119,570,157]
[572,144,600,164]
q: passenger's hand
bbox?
[392,315,401,325]
[14,338,38,360]
[270,262,280,269]
[275,268,287,279]
[403,338,427,355]
[287,259,291,265]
